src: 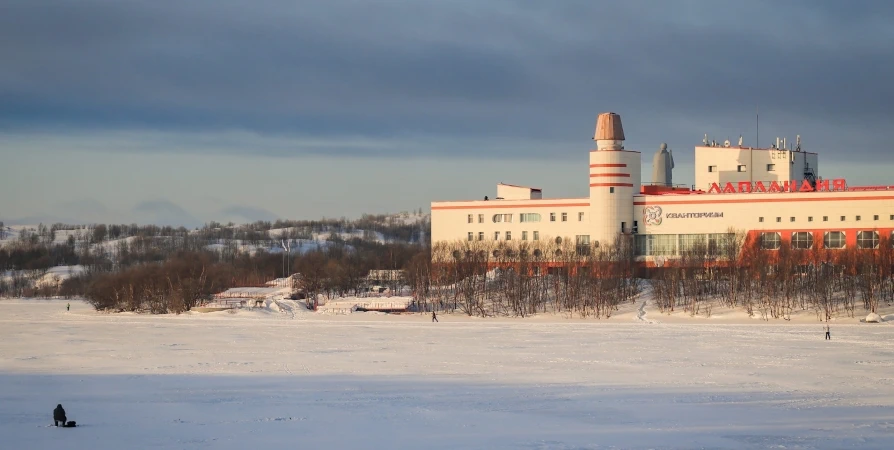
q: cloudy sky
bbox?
[2,0,892,227]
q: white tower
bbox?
[589,112,641,246]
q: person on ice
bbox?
[432,310,438,323]
[825,323,831,340]
[53,404,66,427]
[66,303,70,312]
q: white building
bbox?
[431,112,894,264]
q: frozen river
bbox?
[2,299,894,449]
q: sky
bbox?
[2,0,893,227]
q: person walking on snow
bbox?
[825,322,831,340]
[66,303,70,312]
[432,310,438,323]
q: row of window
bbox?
[454,235,594,259]
[760,231,888,250]
[707,164,777,173]
[467,212,586,224]
[452,248,559,259]
[635,231,893,256]
[634,233,732,257]
[468,231,540,241]
[467,232,594,246]
[759,215,893,223]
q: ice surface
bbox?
[2,299,894,449]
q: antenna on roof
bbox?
[738,135,743,147]
[703,133,709,145]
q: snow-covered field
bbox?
[2,300,894,449]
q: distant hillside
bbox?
[0,211,429,274]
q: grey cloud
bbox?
[1,0,893,162]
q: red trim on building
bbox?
[634,195,894,206]
[746,228,893,250]
[589,173,631,178]
[589,163,627,168]
[431,202,589,210]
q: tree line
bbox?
[404,236,642,318]
[649,230,894,320]
[63,240,423,313]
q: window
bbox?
[519,213,541,222]
[841,216,846,221]
[891,215,894,220]
[679,234,707,254]
[767,164,776,171]
[522,231,528,241]
[478,214,484,223]
[824,231,846,249]
[506,231,512,241]
[857,231,879,249]
[759,217,764,223]
[636,234,678,256]
[874,215,879,221]
[533,231,540,241]
[467,214,473,223]
[492,214,503,223]
[467,232,473,241]
[761,232,781,250]
[856,215,862,221]
[578,212,584,221]
[708,165,717,172]
[478,232,484,241]
[493,214,512,223]
[738,165,747,172]
[561,212,568,222]
[790,217,795,222]
[808,216,813,222]
[792,232,813,249]
[494,231,500,240]
[823,216,828,222]
[776,217,781,223]
[610,187,615,193]
[575,235,591,256]
[550,213,556,222]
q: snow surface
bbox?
[2,299,894,449]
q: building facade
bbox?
[431,112,894,263]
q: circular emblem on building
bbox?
[643,205,663,226]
